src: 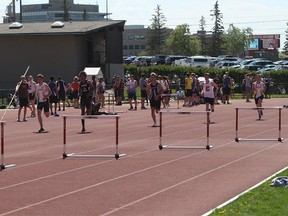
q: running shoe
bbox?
[152,123,157,127]
[54,113,60,117]
[39,128,45,133]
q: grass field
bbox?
[210,168,288,216]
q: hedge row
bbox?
[124,65,288,87]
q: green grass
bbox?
[210,169,288,216]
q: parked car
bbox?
[243,60,273,71]
[215,61,239,69]
[165,56,186,65]
[175,56,213,68]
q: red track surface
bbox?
[0,99,288,216]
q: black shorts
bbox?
[58,91,66,101]
[255,95,264,105]
[37,101,49,113]
[128,92,137,100]
[115,89,122,98]
[141,90,147,98]
[203,97,214,105]
[185,89,192,97]
[49,96,58,104]
[29,93,35,100]
[80,97,92,109]
[150,99,161,110]
[19,97,29,107]
[222,88,231,95]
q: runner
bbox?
[201,73,218,115]
[253,74,266,120]
[36,74,51,132]
[146,72,163,127]
[78,71,93,133]
[28,75,36,117]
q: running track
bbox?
[0,98,287,216]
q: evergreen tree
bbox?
[146,5,167,55]
[63,0,70,22]
[199,16,207,55]
[283,22,288,55]
[210,0,224,57]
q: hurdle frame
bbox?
[235,107,284,143]
[106,92,126,114]
[0,121,16,171]
[62,115,126,160]
[162,93,180,109]
[159,110,213,150]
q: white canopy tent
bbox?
[84,67,103,80]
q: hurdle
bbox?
[62,115,126,160]
[0,121,16,171]
[162,93,180,109]
[235,107,284,143]
[159,110,213,150]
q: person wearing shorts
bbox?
[78,71,93,133]
[184,73,192,107]
[28,75,36,117]
[48,76,59,116]
[139,73,148,109]
[71,76,79,108]
[253,74,266,120]
[57,76,66,111]
[114,75,123,106]
[146,72,163,127]
[127,75,138,110]
[16,75,29,122]
[202,73,218,114]
[36,74,51,132]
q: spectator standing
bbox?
[48,76,59,116]
[70,76,79,108]
[16,75,29,122]
[222,72,232,104]
[126,75,138,110]
[139,73,148,109]
[184,73,192,107]
[114,75,123,106]
[213,74,222,104]
[57,76,66,111]
[244,74,252,102]
[28,75,36,117]
[97,78,106,108]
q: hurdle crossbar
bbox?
[62,115,126,160]
[162,93,180,109]
[159,110,213,150]
[0,121,16,171]
[235,107,284,143]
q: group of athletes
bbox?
[15,70,267,133]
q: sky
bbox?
[0,0,287,49]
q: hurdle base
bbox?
[63,153,127,160]
[159,145,213,150]
[235,138,284,143]
[0,164,16,171]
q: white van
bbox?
[175,56,213,68]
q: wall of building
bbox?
[0,35,87,88]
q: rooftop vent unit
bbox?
[9,22,23,29]
[51,21,65,28]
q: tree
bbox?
[165,24,200,56]
[146,5,167,55]
[199,16,207,55]
[210,0,224,56]
[224,24,253,57]
[63,0,70,21]
[283,22,288,55]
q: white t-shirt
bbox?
[36,82,49,102]
[127,80,137,93]
[28,81,36,94]
[253,81,265,98]
[203,81,214,98]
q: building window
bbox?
[141,45,145,49]
[123,45,128,50]
[135,45,139,50]
[129,45,134,50]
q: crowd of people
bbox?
[14,70,268,132]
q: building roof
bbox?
[0,20,125,36]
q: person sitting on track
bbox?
[146,72,163,127]
[36,74,51,133]
[252,74,266,120]
[78,71,93,133]
[201,73,218,116]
